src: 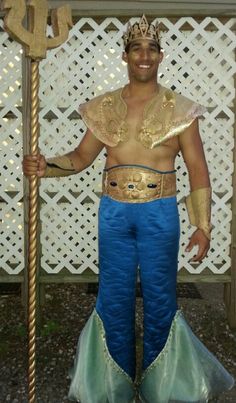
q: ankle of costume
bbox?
[44,155,77,178]
[185,187,212,240]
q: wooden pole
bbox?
[3,1,73,401]
[27,60,40,402]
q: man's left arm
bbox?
[179,118,211,262]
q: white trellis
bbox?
[0,16,235,278]
[0,21,24,276]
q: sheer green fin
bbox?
[68,309,135,403]
[140,310,234,403]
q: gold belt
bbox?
[102,166,177,203]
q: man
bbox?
[23,15,234,403]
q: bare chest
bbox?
[125,100,148,133]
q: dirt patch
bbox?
[0,282,235,402]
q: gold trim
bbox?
[122,14,161,49]
[139,310,182,383]
[95,310,135,385]
[79,85,206,149]
[185,187,212,240]
[45,155,76,178]
[103,166,176,203]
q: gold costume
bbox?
[185,187,212,240]
[45,155,76,177]
[79,84,211,235]
[103,165,176,203]
[79,84,206,149]
[69,15,234,403]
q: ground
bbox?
[0,282,236,403]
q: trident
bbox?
[3,1,73,401]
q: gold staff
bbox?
[3,1,73,401]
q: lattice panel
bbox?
[38,17,236,275]
[0,20,24,275]
[37,18,236,273]
[1,17,235,276]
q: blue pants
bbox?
[95,195,180,380]
[68,183,234,402]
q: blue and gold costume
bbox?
[68,85,234,402]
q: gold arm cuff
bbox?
[45,155,77,178]
[185,187,212,240]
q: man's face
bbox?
[122,39,163,84]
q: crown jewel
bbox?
[123,15,161,49]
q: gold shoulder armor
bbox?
[78,85,206,149]
[137,86,207,149]
[79,89,128,147]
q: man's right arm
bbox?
[23,129,104,178]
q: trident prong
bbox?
[48,4,73,48]
[3,0,73,59]
[3,0,33,48]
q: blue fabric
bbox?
[96,195,180,380]
[69,178,234,401]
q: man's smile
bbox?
[137,64,151,69]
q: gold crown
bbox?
[123,15,161,49]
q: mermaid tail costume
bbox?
[68,87,234,402]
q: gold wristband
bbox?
[185,187,212,240]
[44,155,77,178]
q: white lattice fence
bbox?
[0,20,24,275]
[0,16,235,277]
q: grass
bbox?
[40,320,61,337]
